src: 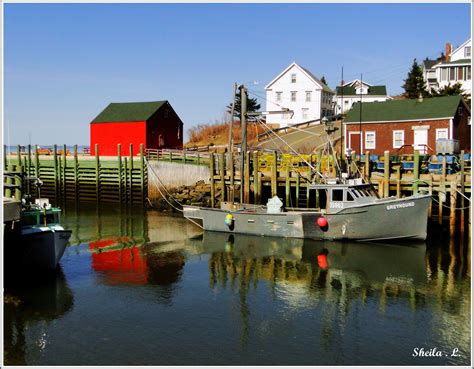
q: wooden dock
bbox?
[4,144,148,205]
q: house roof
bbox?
[265,62,334,93]
[345,95,465,123]
[423,58,443,69]
[299,66,333,93]
[91,101,168,123]
[451,38,471,56]
[434,58,471,66]
[336,85,387,96]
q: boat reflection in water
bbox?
[196,231,427,291]
[4,269,74,365]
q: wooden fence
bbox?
[4,144,148,205]
[146,148,210,165]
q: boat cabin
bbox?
[22,208,62,228]
[306,183,379,213]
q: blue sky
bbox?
[4,2,471,145]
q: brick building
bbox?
[90,101,184,156]
[344,95,470,155]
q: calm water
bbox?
[4,205,471,366]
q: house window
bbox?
[365,131,376,150]
[441,68,448,81]
[449,67,456,81]
[164,109,169,118]
[305,91,312,102]
[458,67,464,80]
[302,108,309,119]
[291,91,297,102]
[467,66,471,80]
[291,73,296,83]
[436,128,448,140]
[393,130,404,149]
[465,46,471,58]
[276,91,282,102]
[344,100,349,106]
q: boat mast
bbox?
[239,84,247,203]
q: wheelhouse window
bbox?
[393,130,404,149]
[332,189,343,201]
[365,131,376,150]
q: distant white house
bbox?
[264,62,334,128]
[423,38,471,96]
[335,79,390,115]
[433,39,471,95]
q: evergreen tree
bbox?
[226,93,261,120]
[430,82,470,104]
[402,59,428,98]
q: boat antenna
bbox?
[340,66,344,164]
[359,73,363,155]
[239,84,247,203]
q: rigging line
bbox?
[246,88,290,108]
[430,196,471,210]
[284,124,323,137]
[146,159,181,202]
[146,160,184,212]
[254,117,323,178]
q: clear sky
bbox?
[3,2,471,145]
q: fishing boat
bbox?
[4,177,72,271]
[182,85,431,241]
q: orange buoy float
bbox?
[316,216,328,228]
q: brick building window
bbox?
[393,130,404,148]
[436,128,448,140]
[365,131,376,150]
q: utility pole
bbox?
[239,84,247,203]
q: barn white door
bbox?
[414,129,428,154]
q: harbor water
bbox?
[4,205,471,366]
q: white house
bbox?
[433,39,471,95]
[264,62,334,128]
[335,79,390,114]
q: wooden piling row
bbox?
[4,144,148,205]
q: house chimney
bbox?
[445,42,452,62]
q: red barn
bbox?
[90,100,183,156]
[344,95,470,155]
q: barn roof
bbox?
[345,95,466,123]
[91,101,167,123]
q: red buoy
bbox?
[317,216,328,228]
[317,254,328,269]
